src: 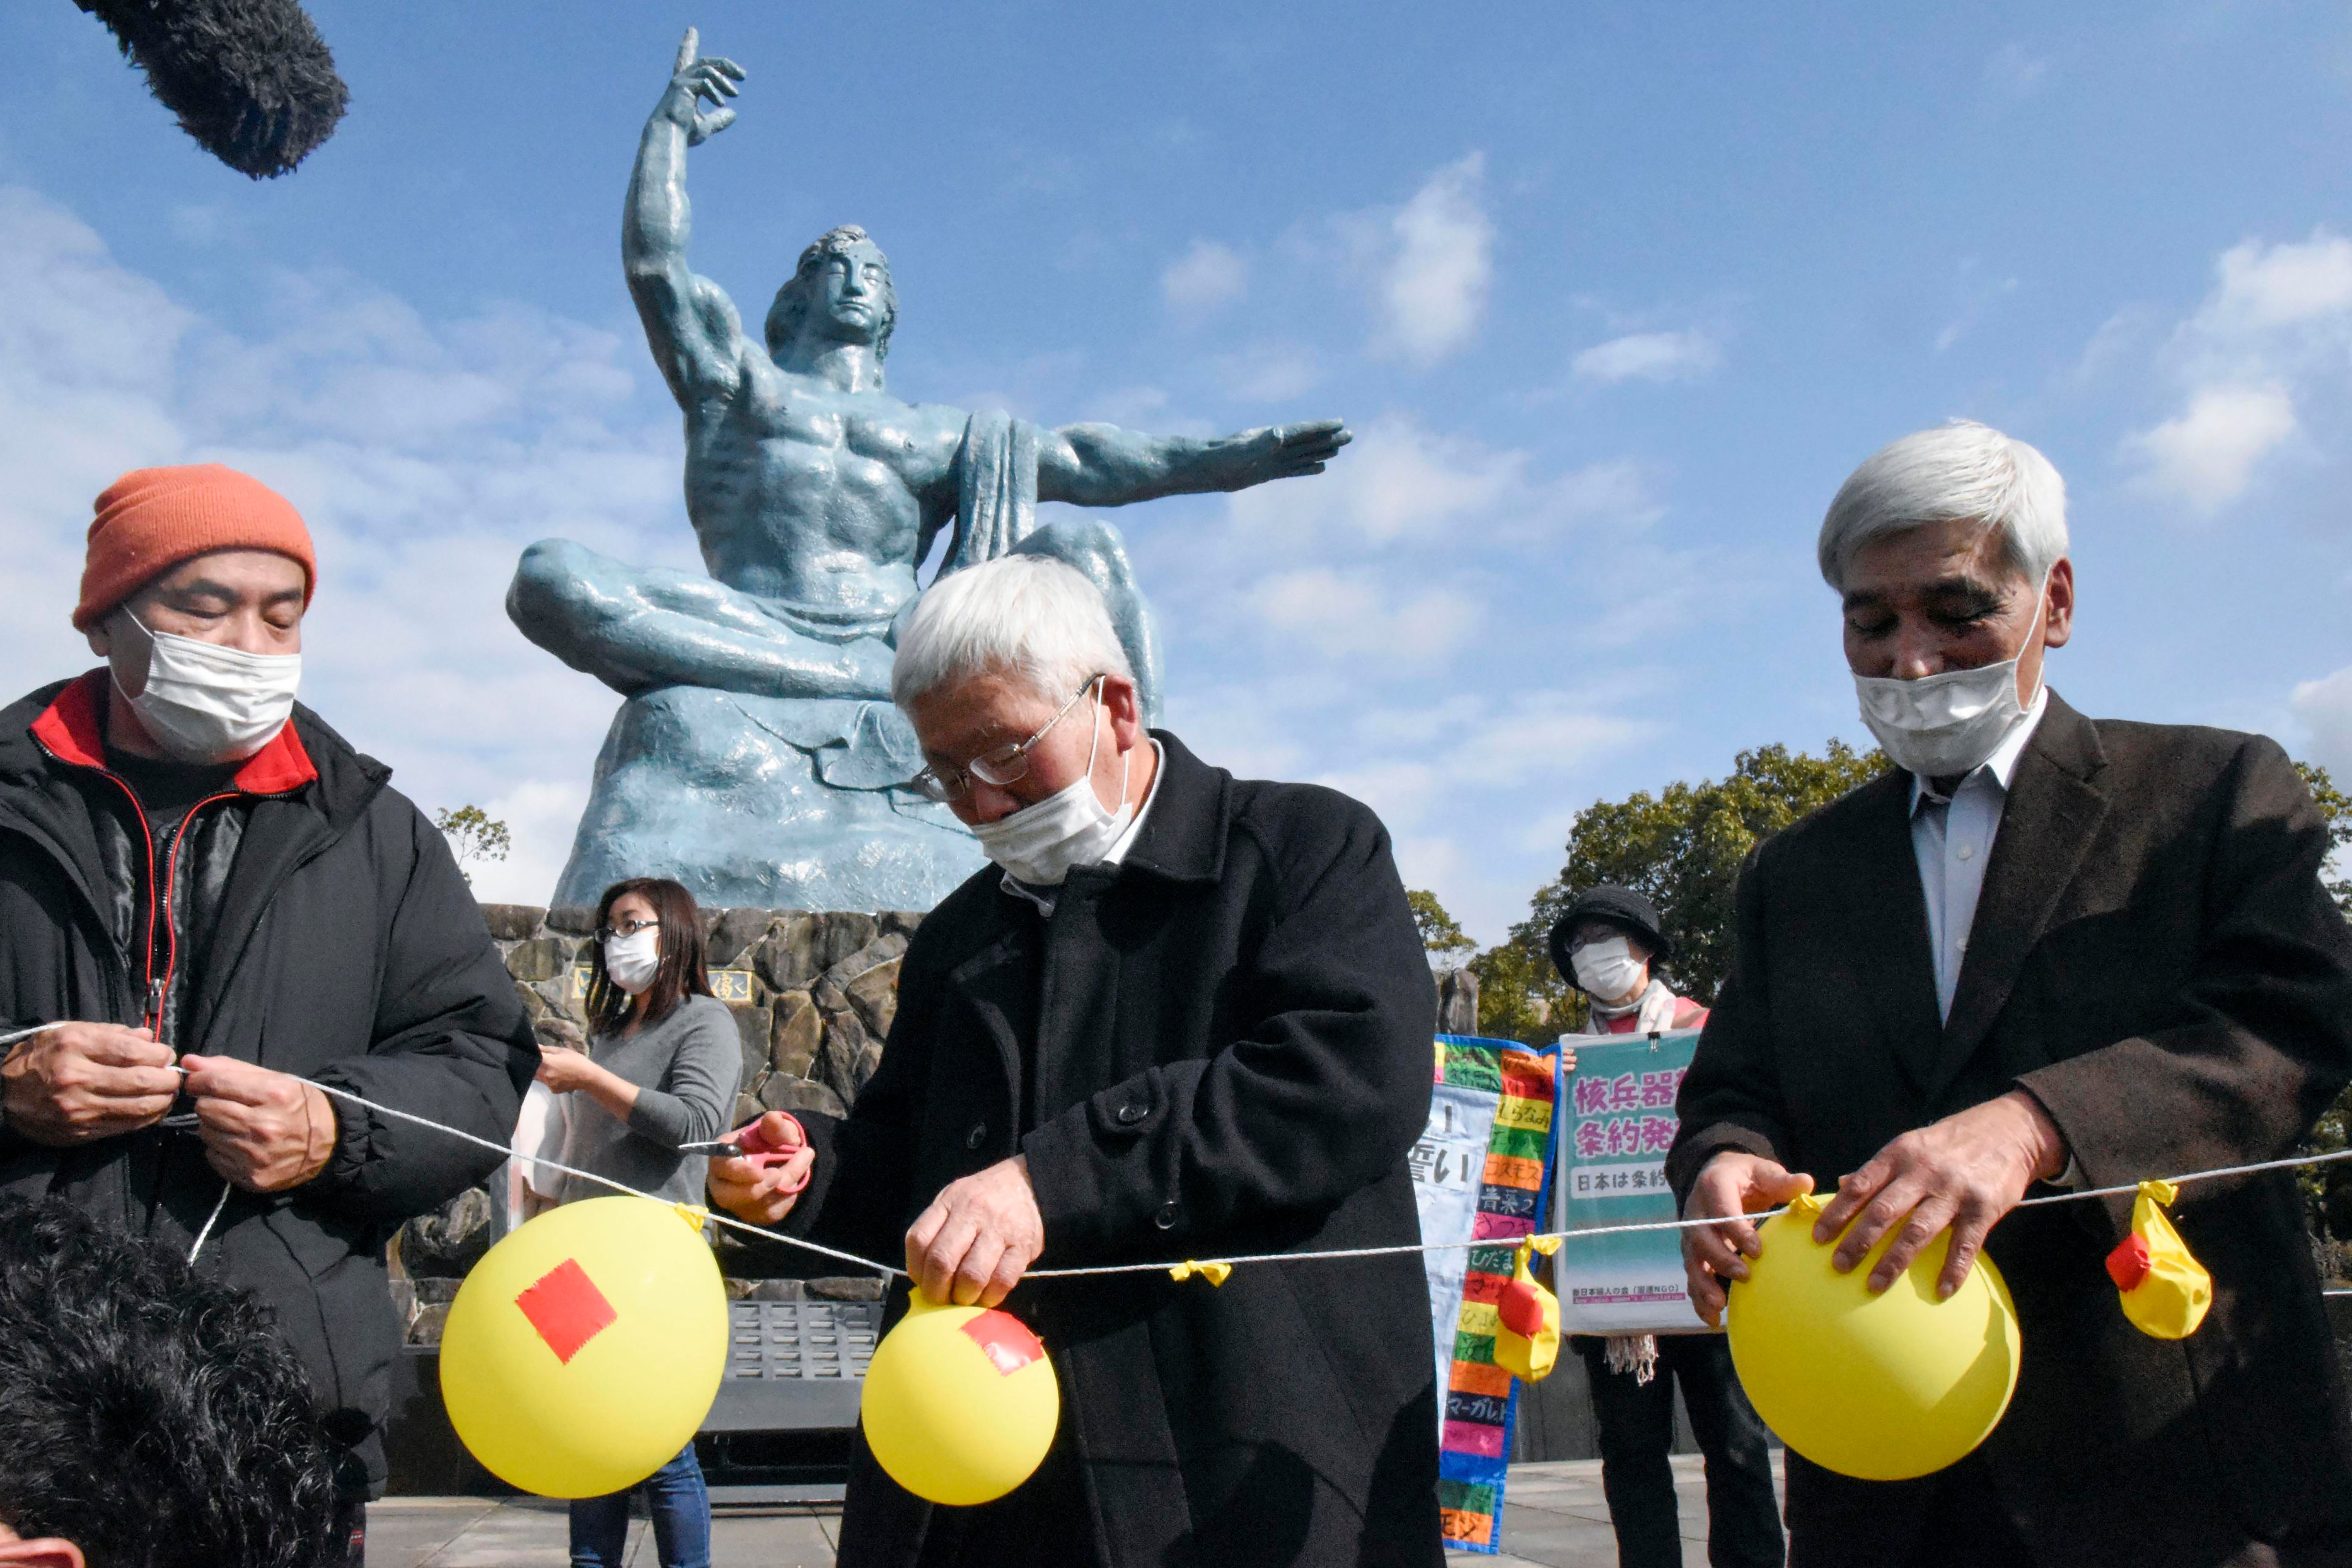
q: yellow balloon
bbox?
[439,1197,728,1498]
[1726,1193,2021,1481]
[860,1291,1061,1506]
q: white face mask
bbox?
[970,690,1134,887]
[113,613,301,765]
[1571,937,1648,1005]
[603,928,661,996]
[1852,573,2048,780]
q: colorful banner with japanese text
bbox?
[1555,1030,1710,1335]
[1411,1034,1560,1555]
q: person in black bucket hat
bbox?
[1547,884,1783,1568]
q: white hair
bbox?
[1817,420,2069,591]
[890,555,1134,711]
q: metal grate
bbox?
[703,1300,880,1434]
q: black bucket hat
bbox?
[1546,884,1671,988]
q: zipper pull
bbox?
[146,977,166,1037]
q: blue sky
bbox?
[4,2,2350,941]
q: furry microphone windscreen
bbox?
[75,0,349,179]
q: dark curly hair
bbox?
[763,225,897,364]
[0,1195,338,1567]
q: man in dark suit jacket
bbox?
[1668,421,2352,1567]
[710,555,1442,1568]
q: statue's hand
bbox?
[1213,419,1353,490]
[660,27,745,147]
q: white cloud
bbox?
[2124,230,2352,508]
[2292,666,2352,780]
[1249,568,1478,664]
[0,183,684,906]
[2123,382,2298,511]
[2203,231,2352,336]
[1984,43,2051,97]
[1371,154,1494,367]
[1209,342,1324,402]
[1223,414,1656,550]
[1571,329,1721,386]
[1161,239,1249,314]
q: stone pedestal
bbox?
[551,687,984,912]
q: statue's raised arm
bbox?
[625,29,751,407]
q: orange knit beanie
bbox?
[73,464,317,631]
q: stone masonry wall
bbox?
[480,902,921,1129]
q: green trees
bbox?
[433,804,512,887]
[1472,739,1885,1042]
[1407,889,1476,966]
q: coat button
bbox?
[965,1123,988,1151]
[1115,1102,1150,1126]
[1154,1201,1179,1230]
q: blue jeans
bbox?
[569,1442,711,1568]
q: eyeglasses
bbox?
[906,678,1101,804]
[596,916,660,942]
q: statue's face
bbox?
[808,240,891,345]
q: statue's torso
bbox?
[684,366,964,631]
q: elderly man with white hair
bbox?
[1668,420,2352,1567]
[708,556,1442,1568]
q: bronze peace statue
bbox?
[508,31,1352,911]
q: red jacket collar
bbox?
[30,670,318,796]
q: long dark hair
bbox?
[584,878,713,1037]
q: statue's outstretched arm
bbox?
[625,29,751,408]
[1035,419,1353,507]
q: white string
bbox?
[187,1180,231,1264]
[291,1075,2352,1285]
[299,1079,900,1278]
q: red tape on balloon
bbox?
[516,1257,619,1365]
[960,1311,1046,1376]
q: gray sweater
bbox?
[556,993,742,1208]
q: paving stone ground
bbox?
[370,1455,1782,1567]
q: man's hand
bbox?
[906,1156,1045,1308]
[1213,421,1353,489]
[708,1111,816,1227]
[660,28,744,147]
[179,1056,338,1193]
[1680,1151,1816,1326]
[1811,1090,2067,1299]
[0,1023,178,1145]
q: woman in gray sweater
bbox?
[536,876,741,1568]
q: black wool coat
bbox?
[0,673,538,1487]
[1667,694,2352,1568]
[779,733,1444,1568]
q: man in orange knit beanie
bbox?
[0,462,536,1565]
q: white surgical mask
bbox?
[1571,937,1647,1004]
[603,929,661,996]
[1852,573,2048,780]
[113,613,301,765]
[971,691,1134,886]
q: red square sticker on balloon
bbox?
[960,1310,1045,1376]
[516,1258,618,1365]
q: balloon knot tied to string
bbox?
[672,1203,712,1233]
[1168,1260,1232,1287]
[2139,1178,2180,1207]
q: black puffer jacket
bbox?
[0,672,537,1487]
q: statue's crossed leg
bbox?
[508,518,1165,722]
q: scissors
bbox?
[678,1116,812,1194]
